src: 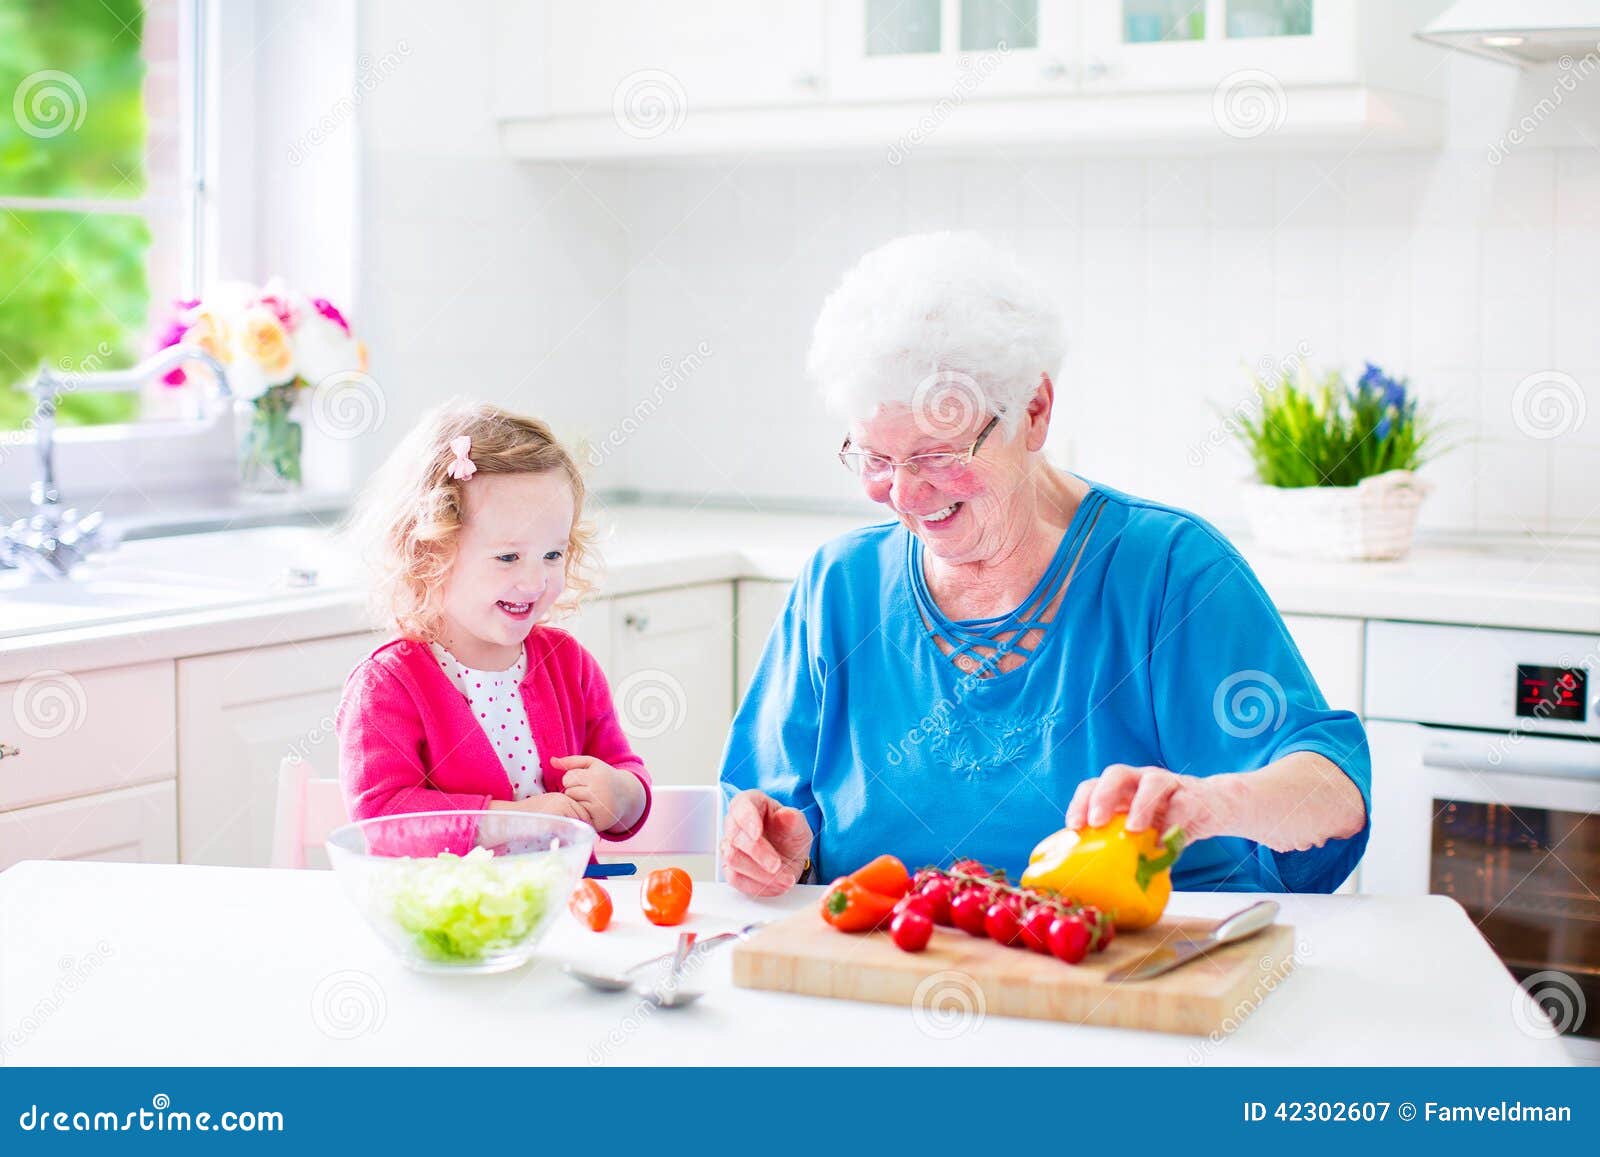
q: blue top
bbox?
[719,479,1371,893]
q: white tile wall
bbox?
[351,3,1596,541]
[596,149,1599,538]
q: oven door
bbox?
[1364,719,1600,1055]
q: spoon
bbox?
[643,931,699,1008]
[563,923,763,993]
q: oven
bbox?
[1361,621,1600,1063]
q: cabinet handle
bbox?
[1083,56,1108,81]
[1039,57,1070,81]
[793,72,821,92]
[0,743,19,762]
[622,612,651,633]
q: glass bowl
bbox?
[326,810,595,974]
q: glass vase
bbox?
[236,381,305,494]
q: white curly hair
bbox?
[806,232,1065,437]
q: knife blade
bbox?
[1106,900,1280,983]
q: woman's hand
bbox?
[721,789,812,898]
[1065,763,1237,841]
[549,756,647,833]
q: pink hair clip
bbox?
[446,435,477,481]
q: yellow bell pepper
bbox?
[1019,814,1187,930]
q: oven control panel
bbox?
[1365,622,1600,739]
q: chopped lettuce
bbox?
[378,846,562,963]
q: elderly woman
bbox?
[718,232,1369,897]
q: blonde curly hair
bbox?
[347,398,597,643]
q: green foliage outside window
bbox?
[0,0,152,429]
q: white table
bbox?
[0,860,1573,1066]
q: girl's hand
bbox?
[491,793,590,822]
[1064,763,1238,842]
[549,755,646,833]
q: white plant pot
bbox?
[1240,469,1432,562]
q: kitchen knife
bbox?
[1105,900,1280,983]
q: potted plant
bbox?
[1232,362,1440,561]
[155,279,366,493]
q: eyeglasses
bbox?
[838,416,1000,483]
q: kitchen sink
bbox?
[0,524,364,639]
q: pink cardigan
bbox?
[335,627,651,841]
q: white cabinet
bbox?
[0,781,176,870]
[176,632,384,867]
[498,0,827,119]
[1281,613,1363,716]
[607,583,734,786]
[735,579,792,703]
[1079,0,1445,91]
[0,660,175,812]
[826,0,1082,101]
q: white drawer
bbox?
[0,660,177,811]
[0,780,177,869]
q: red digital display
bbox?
[1515,665,1586,723]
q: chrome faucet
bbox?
[1,345,232,579]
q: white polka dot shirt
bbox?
[428,642,544,799]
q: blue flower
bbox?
[1360,362,1408,440]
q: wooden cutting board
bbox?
[732,908,1297,1036]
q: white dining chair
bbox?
[270,755,349,869]
[602,784,721,858]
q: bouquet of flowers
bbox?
[155,279,366,489]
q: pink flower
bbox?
[257,291,298,331]
[312,297,350,335]
[154,301,199,386]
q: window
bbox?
[0,0,195,433]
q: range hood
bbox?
[1416,0,1600,66]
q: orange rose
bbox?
[240,305,294,381]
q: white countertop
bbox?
[0,860,1571,1067]
[3,503,1597,681]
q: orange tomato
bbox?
[641,867,692,926]
[848,854,911,900]
[569,879,613,932]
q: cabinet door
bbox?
[0,660,175,812]
[0,781,177,870]
[176,632,384,867]
[543,1,827,117]
[827,0,1080,101]
[1079,0,1358,92]
[608,584,734,787]
[1281,614,1363,716]
[735,579,793,704]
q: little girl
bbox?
[335,400,650,840]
